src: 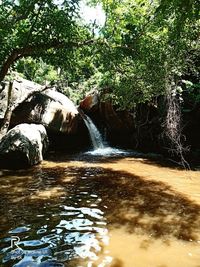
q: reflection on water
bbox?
[0,167,111,267]
[0,152,200,267]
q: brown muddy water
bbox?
[0,151,200,267]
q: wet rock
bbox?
[0,123,48,168]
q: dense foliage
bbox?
[0,0,92,82]
[85,0,199,107]
[0,0,199,106]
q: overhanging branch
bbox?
[0,39,95,82]
[0,38,136,82]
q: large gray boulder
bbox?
[0,123,48,168]
[0,76,80,135]
[11,88,80,134]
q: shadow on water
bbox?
[2,165,200,241]
[1,163,200,266]
[51,166,200,241]
[46,149,192,170]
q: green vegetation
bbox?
[0,0,91,82]
[0,0,199,105]
[0,0,199,164]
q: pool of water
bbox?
[1,151,200,267]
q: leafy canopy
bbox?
[85,0,199,108]
[0,0,92,81]
[0,0,199,108]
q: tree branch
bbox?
[0,37,136,82]
[0,39,95,82]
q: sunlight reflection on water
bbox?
[0,204,110,266]
[0,168,110,266]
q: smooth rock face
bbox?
[79,91,99,112]
[0,77,42,120]
[11,89,79,134]
[0,124,48,168]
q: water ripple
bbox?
[0,202,108,266]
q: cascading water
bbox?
[82,114,105,150]
[82,113,128,156]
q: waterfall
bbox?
[79,109,127,156]
[83,114,105,150]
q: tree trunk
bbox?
[0,51,20,82]
[0,81,13,139]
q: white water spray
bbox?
[83,114,105,150]
[82,114,128,156]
